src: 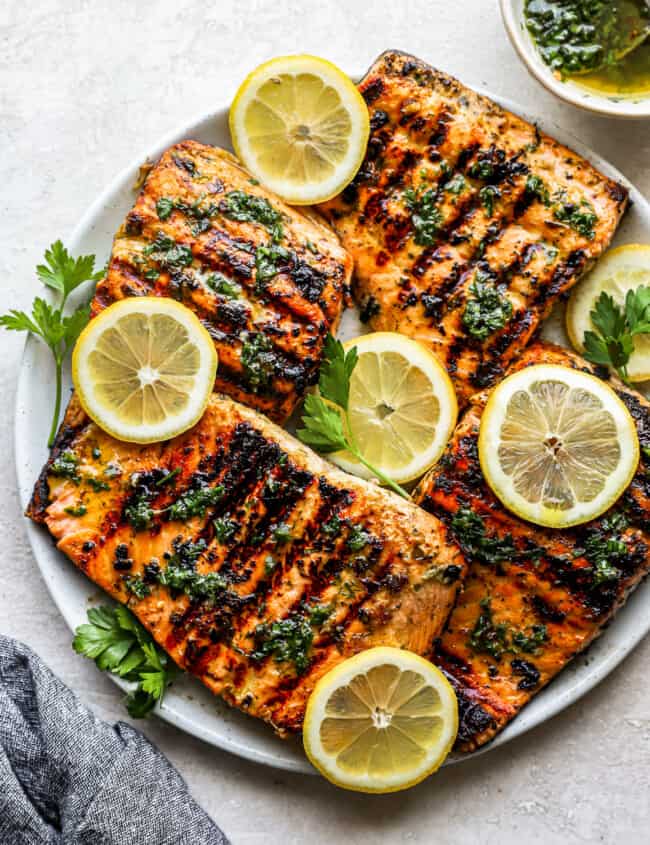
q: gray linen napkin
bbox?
[0,635,230,844]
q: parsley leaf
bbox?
[297,334,409,499]
[297,393,347,453]
[1,290,92,446]
[73,605,179,717]
[317,334,358,410]
[36,240,104,306]
[582,286,650,382]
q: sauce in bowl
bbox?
[525,0,650,98]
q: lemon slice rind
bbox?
[328,332,458,485]
[229,54,370,205]
[479,364,639,528]
[566,243,650,383]
[72,297,217,444]
[303,647,458,793]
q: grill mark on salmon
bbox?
[27,394,466,734]
[318,50,628,406]
[414,341,650,752]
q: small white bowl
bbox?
[500,0,650,118]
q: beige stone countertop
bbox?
[1,1,649,842]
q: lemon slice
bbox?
[229,54,370,204]
[72,298,217,443]
[479,364,639,528]
[566,244,650,383]
[303,647,458,793]
[329,332,458,485]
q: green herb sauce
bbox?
[404,187,444,246]
[462,277,514,341]
[221,191,284,242]
[240,332,276,393]
[525,0,650,96]
[469,598,548,660]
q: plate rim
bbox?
[14,78,650,775]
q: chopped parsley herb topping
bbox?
[167,480,225,521]
[450,508,544,567]
[469,158,495,180]
[254,243,292,290]
[142,232,194,272]
[124,492,155,531]
[322,514,342,538]
[525,174,550,206]
[122,575,151,600]
[577,512,629,587]
[213,517,238,544]
[86,477,110,493]
[272,523,292,544]
[479,185,500,217]
[346,525,372,552]
[250,604,333,674]
[156,194,220,235]
[240,332,276,393]
[221,191,284,242]
[553,199,598,239]
[462,277,513,340]
[450,508,518,565]
[404,186,444,246]
[157,537,230,605]
[155,197,175,220]
[444,174,466,195]
[50,451,80,482]
[155,468,180,487]
[64,504,87,517]
[264,555,278,576]
[206,272,241,299]
[469,598,548,660]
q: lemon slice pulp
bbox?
[72,297,217,443]
[479,364,639,528]
[303,647,458,793]
[566,243,650,383]
[229,54,370,204]
[329,332,458,485]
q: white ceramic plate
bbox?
[15,84,650,775]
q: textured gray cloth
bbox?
[0,636,230,845]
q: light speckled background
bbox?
[1,1,650,842]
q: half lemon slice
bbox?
[229,54,370,204]
[566,243,650,383]
[303,647,458,793]
[329,332,458,485]
[72,297,217,443]
[479,364,639,528]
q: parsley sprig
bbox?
[73,605,179,718]
[582,286,650,383]
[0,241,104,446]
[297,335,409,499]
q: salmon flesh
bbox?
[413,342,650,751]
[28,395,466,733]
[318,50,628,405]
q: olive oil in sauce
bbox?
[525,0,650,98]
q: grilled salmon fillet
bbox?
[28,395,465,733]
[94,140,352,423]
[318,50,628,405]
[413,341,650,751]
